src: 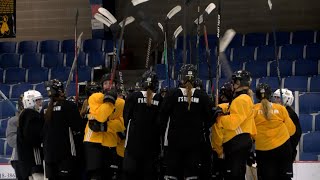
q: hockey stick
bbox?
[172,25,183,80]
[0,90,17,113]
[65,9,83,99]
[215,0,222,106]
[267,0,284,104]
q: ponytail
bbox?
[146,88,153,106]
[185,82,193,111]
[261,99,272,120]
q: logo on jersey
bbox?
[137,98,159,106]
[53,106,62,111]
[178,96,199,103]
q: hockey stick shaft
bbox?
[0,90,17,112]
[145,38,152,69]
[215,0,221,106]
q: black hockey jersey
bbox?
[41,100,82,163]
[124,91,162,157]
[286,106,302,160]
[160,88,214,149]
[17,108,44,178]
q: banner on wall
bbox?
[0,0,16,38]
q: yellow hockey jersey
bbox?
[213,94,257,156]
[254,103,296,151]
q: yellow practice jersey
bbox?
[116,139,125,157]
[216,94,257,146]
[102,98,126,147]
[84,92,115,144]
[254,103,296,151]
[211,103,229,157]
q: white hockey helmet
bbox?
[22,90,43,109]
[273,88,294,106]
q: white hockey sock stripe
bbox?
[69,127,76,156]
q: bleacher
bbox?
[0,30,320,162]
[156,29,320,161]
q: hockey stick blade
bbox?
[98,7,117,24]
[173,25,183,39]
[0,90,18,112]
[205,3,216,15]
[119,16,135,27]
[94,13,112,27]
[268,0,273,10]
[132,0,149,6]
[158,22,164,32]
[194,15,203,25]
[219,29,236,53]
[166,5,182,20]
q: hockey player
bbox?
[160,64,214,180]
[211,81,234,180]
[17,90,44,180]
[122,70,162,180]
[83,74,124,180]
[42,79,83,180]
[272,88,302,162]
[6,94,24,180]
[254,83,296,180]
[215,70,257,180]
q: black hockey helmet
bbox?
[179,64,197,86]
[140,70,159,91]
[194,78,203,89]
[232,70,252,87]
[45,79,64,97]
[256,83,272,101]
[219,81,234,103]
[85,81,102,97]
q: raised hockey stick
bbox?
[0,90,17,113]
[267,0,284,104]
[172,25,183,80]
[65,9,83,100]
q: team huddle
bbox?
[6,64,302,180]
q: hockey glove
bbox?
[210,106,224,125]
[88,119,108,132]
[104,88,117,104]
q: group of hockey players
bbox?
[5,63,302,180]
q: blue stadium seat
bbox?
[0,42,17,53]
[77,67,93,82]
[83,39,103,53]
[280,44,304,60]
[299,114,313,133]
[303,132,320,153]
[256,45,277,62]
[212,78,228,92]
[159,79,176,89]
[27,68,49,83]
[0,53,20,68]
[269,60,293,77]
[292,30,316,45]
[0,68,2,83]
[34,82,47,97]
[294,61,319,76]
[65,52,86,67]
[250,78,257,91]
[0,118,9,129]
[64,82,77,97]
[104,40,115,53]
[314,114,320,131]
[258,77,281,90]
[284,76,308,92]
[299,93,320,114]
[231,46,256,62]
[87,52,106,67]
[300,152,319,161]
[0,84,11,98]
[11,83,34,99]
[199,34,218,50]
[244,32,268,46]
[244,61,268,77]
[50,67,71,82]
[220,62,243,79]
[40,40,60,53]
[21,53,42,68]
[5,141,12,156]
[0,139,4,154]
[156,64,167,80]
[268,31,292,46]
[4,68,26,84]
[229,33,243,48]
[310,75,320,92]
[305,43,320,60]
[175,49,190,64]
[199,63,210,79]
[61,39,75,53]
[0,100,16,119]
[43,53,64,68]
[18,40,38,53]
